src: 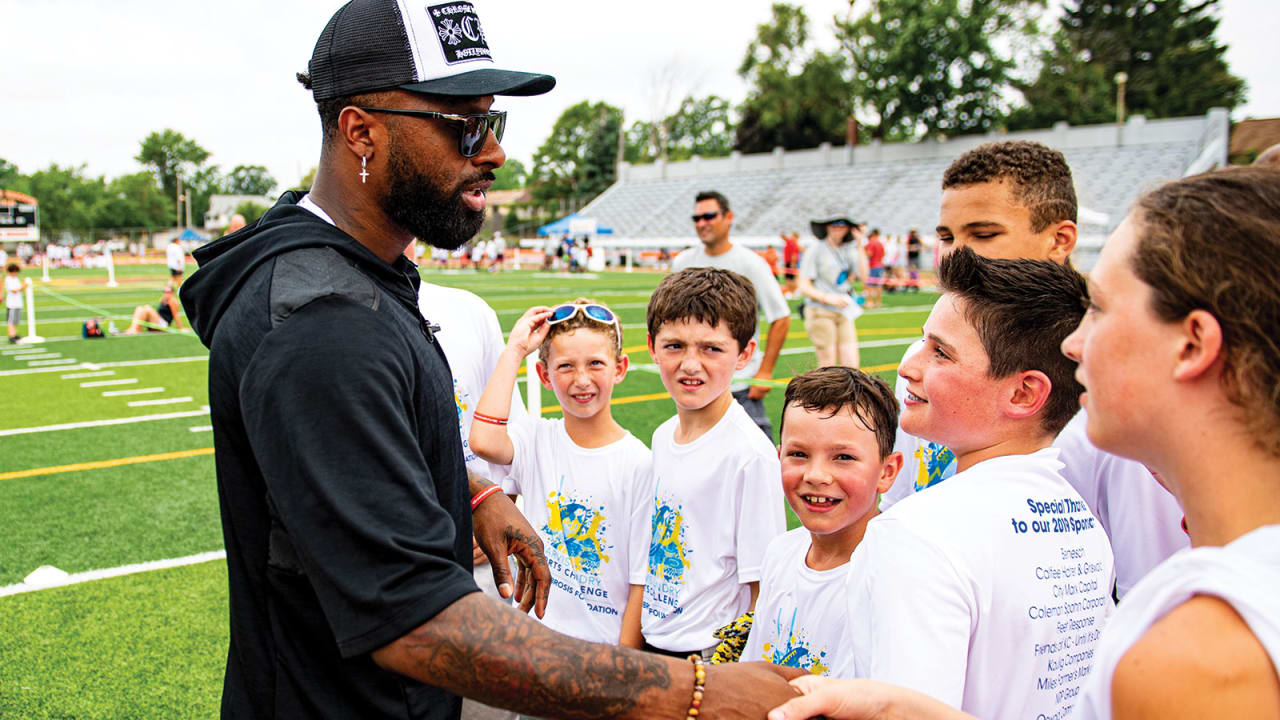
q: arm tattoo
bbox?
[393,593,677,719]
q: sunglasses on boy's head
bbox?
[691,211,722,223]
[357,107,507,158]
[546,303,622,351]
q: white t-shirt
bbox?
[641,401,786,652]
[5,275,23,310]
[501,417,653,644]
[798,241,865,319]
[881,339,1189,598]
[1072,524,1280,720]
[672,244,790,391]
[166,241,185,272]
[416,282,526,484]
[847,448,1115,720]
[742,528,855,677]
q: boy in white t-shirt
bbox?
[641,267,787,657]
[470,298,652,648]
[743,367,903,677]
[6,263,23,343]
[846,247,1115,720]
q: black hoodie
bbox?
[182,191,479,720]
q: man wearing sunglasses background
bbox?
[179,1,801,719]
[674,190,792,439]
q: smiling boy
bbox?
[641,267,787,657]
[470,299,653,648]
[743,368,902,677]
[882,140,1187,601]
[846,247,1115,720]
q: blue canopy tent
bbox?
[177,228,210,243]
[536,213,613,237]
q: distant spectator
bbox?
[167,237,186,285]
[864,228,885,308]
[906,229,923,293]
[1254,143,1280,169]
[761,243,780,279]
[126,284,183,334]
[799,216,868,369]
[6,263,23,343]
[781,231,802,297]
[226,213,248,236]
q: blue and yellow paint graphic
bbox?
[543,490,611,574]
[648,497,691,583]
[761,608,831,675]
[913,441,956,492]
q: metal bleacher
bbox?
[577,109,1229,269]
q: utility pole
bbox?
[1114,72,1128,125]
[175,173,184,228]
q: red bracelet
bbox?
[473,412,508,426]
[471,485,503,511]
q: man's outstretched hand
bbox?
[471,489,550,617]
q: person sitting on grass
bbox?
[125,284,183,334]
[739,367,903,677]
[469,298,653,650]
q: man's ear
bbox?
[735,338,757,371]
[534,360,553,392]
[1006,370,1052,421]
[338,105,378,163]
[1046,220,1078,264]
[1172,309,1223,383]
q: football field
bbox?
[0,262,935,718]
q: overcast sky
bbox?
[3,0,1276,192]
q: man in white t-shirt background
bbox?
[166,236,187,286]
[673,190,791,438]
[880,141,1187,599]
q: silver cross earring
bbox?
[359,156,369,184]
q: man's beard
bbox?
[381,137,490,251]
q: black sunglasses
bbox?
[691,211,722,223]
[357,107,507,158]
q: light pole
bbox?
[1114,71,1129,125]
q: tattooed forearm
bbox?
[373,592,681,719]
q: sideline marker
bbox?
[18,279,44,344]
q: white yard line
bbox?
[17,353,61,361]
[102,387,165,397]
[0,551,226,598]
[188,425,214,433]
[0,355,207,378]
[127,397,193,407]
[26,359,77,366]
[2,347,46,355]
[61,370,116,379]
[81,378,138,388]
[0,409,211,437]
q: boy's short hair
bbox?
[539,297,621,365]
[780,367,899,458]
[938,246,1087,436]
[695,190,730,213]
[1134,167,1280,455]
[6,264,18,274]
[942,140,1078,232]
[647,267,757,351]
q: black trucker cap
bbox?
[307,0,556,101]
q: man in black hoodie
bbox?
[181,2,800,719]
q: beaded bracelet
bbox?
[686,654,706,718]
[473,411,508,426]
[470,485,503,511]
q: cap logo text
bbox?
[427,2,491,64]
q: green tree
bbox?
[1012,0,1245,127]
[0,158,23,192]
[664,95,736,161]
[233,201,270,225]
[22,164,106,232]
[95,171,171,228]
[224,165,277,196]
[186,166,225,228]
[837,0,1030,140]
[530,101,623,204]
[736,4,852,152]
[298,166,317,191]
[135,129,212,204]
[492,157,528,191]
